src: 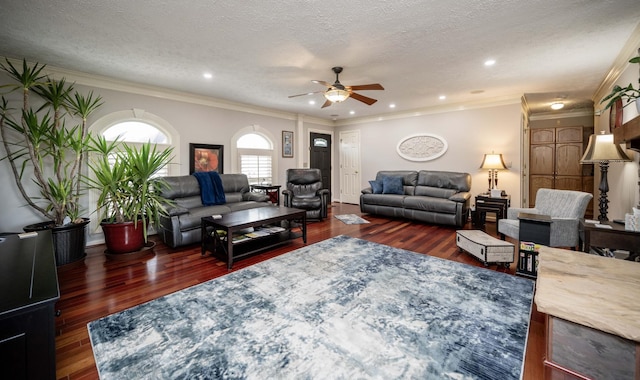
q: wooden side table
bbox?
[473,193,510,227]
[579,219,640,261]
[250,184,282,205]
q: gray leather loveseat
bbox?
[158,174,272,248]
[360,170,472,227]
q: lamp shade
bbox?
[479,153,507,170]
[580,133,631,163]
[324,88,350,103]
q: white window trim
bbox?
[231,124,277,180]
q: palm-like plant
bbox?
[601,54,640,111]
[0,59,102,226]
[87,134,174,243]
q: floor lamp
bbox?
[580,132,631,221]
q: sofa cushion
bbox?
[382,176,404,195]
[414,186,457,199]
[403,196,459,214]
[369,180,383,194]
[360,193,406,208]
[178,205,233,230]
[417,170,471,192]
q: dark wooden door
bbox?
[310,132,331,192]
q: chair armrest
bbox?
[549,217,580,248]
[282,189,292,207]
[318,189,330,218]
[449,191,471,203]
[507,207,538,220]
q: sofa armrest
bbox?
[164,205,190,217]
[507,207,538,220]
[243,192,270,202]
[449,191,471,203]
[361,187,372,194]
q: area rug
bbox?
[334,213,370,224]
[88,235,534,379]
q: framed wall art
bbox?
[396,133,448,161]
[189,143,223,174]
[282,131,294,158]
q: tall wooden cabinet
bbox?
[529,126,593,216]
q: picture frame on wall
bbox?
[189,143,224,174]
[282,131,294,158]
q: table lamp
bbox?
[480,152,507,194]
[580,132,631,221]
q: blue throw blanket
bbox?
[193,171,226,206]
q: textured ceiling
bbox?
[1,1,639,121]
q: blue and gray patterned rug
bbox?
[88,235,534,379]
[334,214,370,224]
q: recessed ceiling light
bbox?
[551,102,564,110]
[349,110,355,115]
[309,100,316,105]
[484,59,496,66]
[389,103,396,108]
[203,72,213,79]
[439,95,446,100]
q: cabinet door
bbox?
[531,129,555,144]
[555,143,583,176]
[529,175,554,207]
[530,144,555,174]
[556,127,583,143]
[555,176,583,192]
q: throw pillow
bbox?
[369,180,383,194]
[382,176,404,195]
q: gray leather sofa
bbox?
[158,174,272,248]
[360,170,472,227]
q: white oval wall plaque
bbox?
[396,133,448,161]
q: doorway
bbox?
[309,132,332,194]
[338,130,361,204]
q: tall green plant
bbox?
[0,59,103,226]
[601,52,640,110]
[87,135,174,242]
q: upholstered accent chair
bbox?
[498,188,593,249]
[282,168,330,220]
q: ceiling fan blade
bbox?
[312,80,333,88]
[321,99,333,108]
[349,92,378,105]
[347,83,385,91]
[288,90,325,98]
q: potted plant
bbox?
[601,52,640,112]
[87,135,174,254]
[0,59,102,265]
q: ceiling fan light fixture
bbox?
[324,88,350,103]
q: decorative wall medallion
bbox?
[396,133,448,161]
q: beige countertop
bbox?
[535,246,640,342]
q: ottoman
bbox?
[456,229,514,268]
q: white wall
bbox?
[335,103,523,207]
[594,53,640,220]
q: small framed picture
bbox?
[189,143,223,174]
[282,131,293,158]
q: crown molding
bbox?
[334,95,522,127]
[528,109,594,121]
[592,22,640,110]
[1,57,333,127]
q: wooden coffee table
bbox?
[201,206,306,269]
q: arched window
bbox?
[87,110,180,241]
[237,132,274,184]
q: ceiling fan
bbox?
[289,67,384,108]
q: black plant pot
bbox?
[24,218,90,266]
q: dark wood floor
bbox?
[54,202,545,380]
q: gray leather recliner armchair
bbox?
[282,168,330,220]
